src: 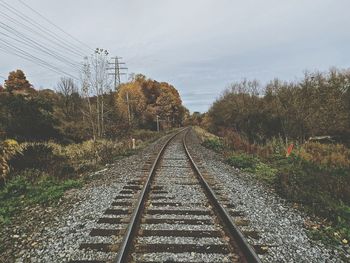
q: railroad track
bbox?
[70,128,262,263]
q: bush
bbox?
[202,138,224,152]
[9,143,74,179]
[298,142,350,168]
[0,139,22,184]
[218,128,279,158]
[226,152,277,184]
[131,129,160,142]
[63,139,129,172]
[279,156,350,205]
[226,153,259,169]
[253,162,278,184]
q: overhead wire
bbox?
[0,0,87,58]
[0,10,83,65]
[0,38,80,80]
[0,23,82,70]
[17,0,93,52]
[0,0,94,81]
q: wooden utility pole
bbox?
[126,92,131,126]
[156,115,160,132]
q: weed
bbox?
[226,153,259,169]
[202,138,224,152]
[253,162,278,184]
[0,169,81,226]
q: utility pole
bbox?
[108,57,128,91]
[126,92,131,126]
[156,115,160,132]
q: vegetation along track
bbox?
[70,128,262,263]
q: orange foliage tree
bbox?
[116,74,186,130]
[4,70,33,94]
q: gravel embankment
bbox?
[186,130,347,263]
[0,134,171,263]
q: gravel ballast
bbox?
[186,130,347,263]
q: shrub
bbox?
[226,153,259,170]
[94,140,128,164]
[9,143,74,179]
[218,128,275,157]
[0,139,22,185]
[131,129,160,142]
[278,156,350,218]
[253,162,278,184]
[63,139,129,172]
[297,142,350,168]
[263,136,288,157]
[202,138,224,152]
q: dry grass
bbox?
[297,142,350,168]
[193,126,219,142]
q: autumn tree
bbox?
[116,81,147,127]
[116,74,186,130]
[4,70,33,93]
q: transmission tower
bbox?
[108,57,128,91]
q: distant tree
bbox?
[207,69,350,145]
[186,112,203,126]
[116,81,147,128]
[56,77,79,116]
[115,75,186,130]
[4,70,32,93]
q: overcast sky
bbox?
[0,0,349,112]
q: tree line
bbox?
[204,68,350,146]
[0,64,187,143]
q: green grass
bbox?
[226,153,259,169]
[226,153,278,185]
[0,170,81,226]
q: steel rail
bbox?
[182,128,262,263]
[114,128,187,263]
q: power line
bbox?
[0,0,92,81]
[0,0,86,58]
[17,0,93,52]
[0,24,81,70]
[0,10,83,64]
[0,0,86,57]
[0,38,79,80]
